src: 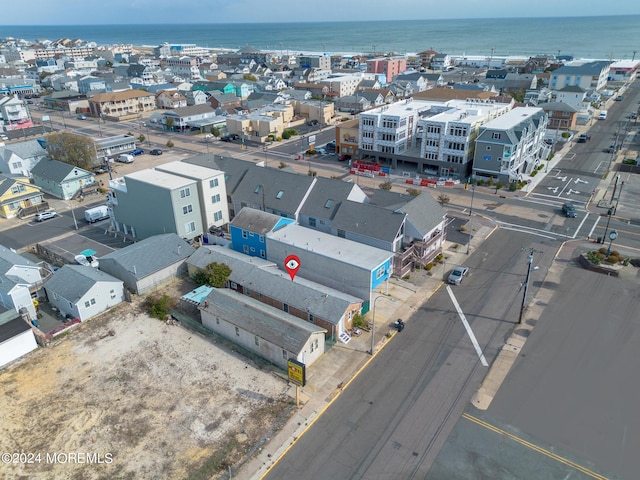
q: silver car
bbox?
[35,210,57,222]
[448,266,469,285]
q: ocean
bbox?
[1,16,639,60]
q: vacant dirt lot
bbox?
[0,297,292,479]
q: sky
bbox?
[3,0,640,24]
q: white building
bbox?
[320,73,376,97]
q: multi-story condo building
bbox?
[297,54,331,70]
[154,43,210,58]
[366,56,408,84]
[166,56,201,80]
[472,106,549,183]
[319,73,376,97]
[88,90,156,121]
[33,45,95,60]
[358,98,512,179]
[549,61,611,93]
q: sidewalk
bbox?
[234,215,497,480]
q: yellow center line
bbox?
[461,413,609,480]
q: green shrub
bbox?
[587,252,601,265]
[166,140,174,148]
[477,179,485,186]
[425,263,434,271]
[610,250,620,257]
[496,181,503,190]
[509,182,518,192]
[598,247,607,255]
[530,170,538,177]
[144,294,175,320]
[434,253,443,262]
[606,255,619,264]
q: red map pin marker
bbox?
[284,255,301,281]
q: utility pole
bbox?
[519,248,542,324]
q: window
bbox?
[260,249,265,258]
[243,245,249,254]
[242,231,248,239]
[282,349,288,359]
[213,211,223,221]
[254,185,262,194]
[309,217,316,227]
[376,265,386,279]
[283,304,289,313]
[216,317,220,324]
[362,118,374,126]
[211,194,221,204]
[276,190,284,199]
[84,301,90,308]
[185,221,196,234]
[209,178,219,188]
[110,289,116,299]
[337,229,345,238]
[235,327,240,336]
[179,187,191,198]
[182,204,193,215]
[11,184,26,194]
[308,313,314,323]
[255,336,260,346]
[90,298,96,305]
[492,132,501,140]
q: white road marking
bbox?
[587,215,602,239]
[446,285,489,367]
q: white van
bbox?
[117,154,134,163]
[598,110,608,120]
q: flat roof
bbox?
[126,169,195,189]
[483,106,543,129]
[267,224,391,270]
[155,161,223,180]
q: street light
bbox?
[371,295,396,355]
[606,230,618,256]
[602,207,613,244]
[469,183,476,216]
[518,248,540,324]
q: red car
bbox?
[338,154,351,161]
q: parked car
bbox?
[77,114,87,120]
[338,154,351,161]
[0,134,8,141]
[74,254,99,268]
[93,165,108,174]
[448,266,469,285]
[393,319,405,332]
[616,95,623,101]
[204,134,214,140]
[117,154,135,163]
[35,210,57,222]
[307,119,319,126]
[577,134,591,143]
[562,202,577,218]
[129,148,145,156]
[598,110,608,120]
[149,148,163,155]
[315,147,327,155]
[221,134,239,142]
[605,144,620,154]
[631,112,638,119]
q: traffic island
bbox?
[578,248,639,277]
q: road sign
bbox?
[527,179,532,184]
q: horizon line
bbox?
[1,13,638,28]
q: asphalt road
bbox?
[430,244,636,480]
[264,229,554,480]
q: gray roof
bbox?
[233,167,315,216]
[30,158,91,183]
[99,233,194,279]
[188,245,362,324]
[395,193,446,235]
[201,288,325,354]
[556,85,586,93]
[182,154,254,194]
[0,139,47,162]
[540,102,578,113]
[331,201,406,243]
[299,176,359,220]
[553,61,611,76]
[366,189,410,209]
[230,207,286,234]
[0,245,39,295]
[0,317,31,343]
[44,264,121,301]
